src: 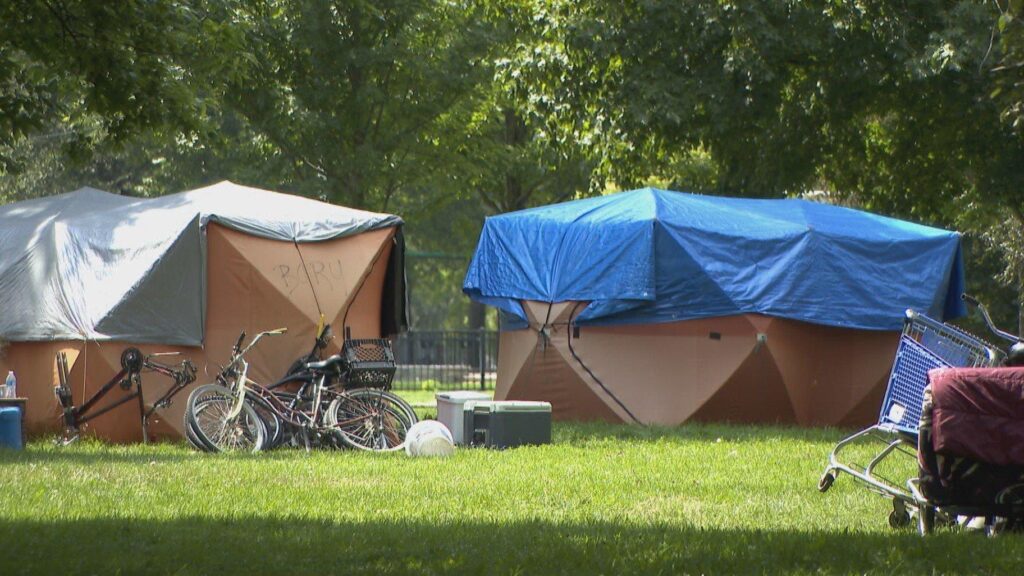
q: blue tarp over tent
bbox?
[463,188,966,331]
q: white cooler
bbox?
[435,391,491,445]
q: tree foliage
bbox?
[0,1,245,172]
[3,0,1024,328]
[213,0,493,209]
[994,0,1024,134]
[504,0,1024,326]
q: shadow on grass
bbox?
[0,516,1020,575]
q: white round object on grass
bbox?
[405,420,455,457]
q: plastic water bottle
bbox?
[4,371,15,399]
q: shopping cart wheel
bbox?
[889,509,911,528]
[817,471,835,493]
[889,504,911,528]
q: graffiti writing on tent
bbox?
[274,260,346,295]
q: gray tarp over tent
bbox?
[0,181,403,345]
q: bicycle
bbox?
[277,323,418,449]
[54,347,197,445]
[184,326,416,453]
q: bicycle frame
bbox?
[55,348,197,444]
[194,325,410,452]
[214,328,327,432]
[221,351,396,447]
[222,350,342,431]
[238,373,326,429]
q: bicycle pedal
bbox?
[54,385,72,406]
[57,432,80,446]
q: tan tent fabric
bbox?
[2,224,396,441]
[0,182,403,345]
[497,300,899,427]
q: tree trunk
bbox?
[468,300,486,330]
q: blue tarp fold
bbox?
[464,188,966,331]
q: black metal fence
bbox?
[391,330,498,391]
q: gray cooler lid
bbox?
[437,391,491,402]
[463,400,491,413]
[463,400,551,413]
[491,401,551,413]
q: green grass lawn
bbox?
[394,389,494,420]
[392,388,443,406]
[1,422,1022,575]
[393,389,493,406]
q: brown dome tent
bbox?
[0,182,406,441]
[496,302,900,427]
[464,189,966,427]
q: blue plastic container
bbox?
[0,406,23,450]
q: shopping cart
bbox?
[817,309,1000,527]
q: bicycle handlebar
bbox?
[234,331,247,353]
[961,293,1018,343]
[225,327,290,371]
[248,328,287,345]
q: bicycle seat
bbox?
[304,354,343,371]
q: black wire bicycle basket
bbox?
[341,338,396,389]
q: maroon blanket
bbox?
[927,367,1024,468]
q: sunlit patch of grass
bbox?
[0,423,1021,574]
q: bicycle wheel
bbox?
[309,388,345,449]
[326,388,417,451]
[185,384,265,453]
[185,425,204,451]
[184,390,224,452]
[246,393,284,450]
[267,390,308,448]
[353,388,418,427]
[184,406,208,451]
